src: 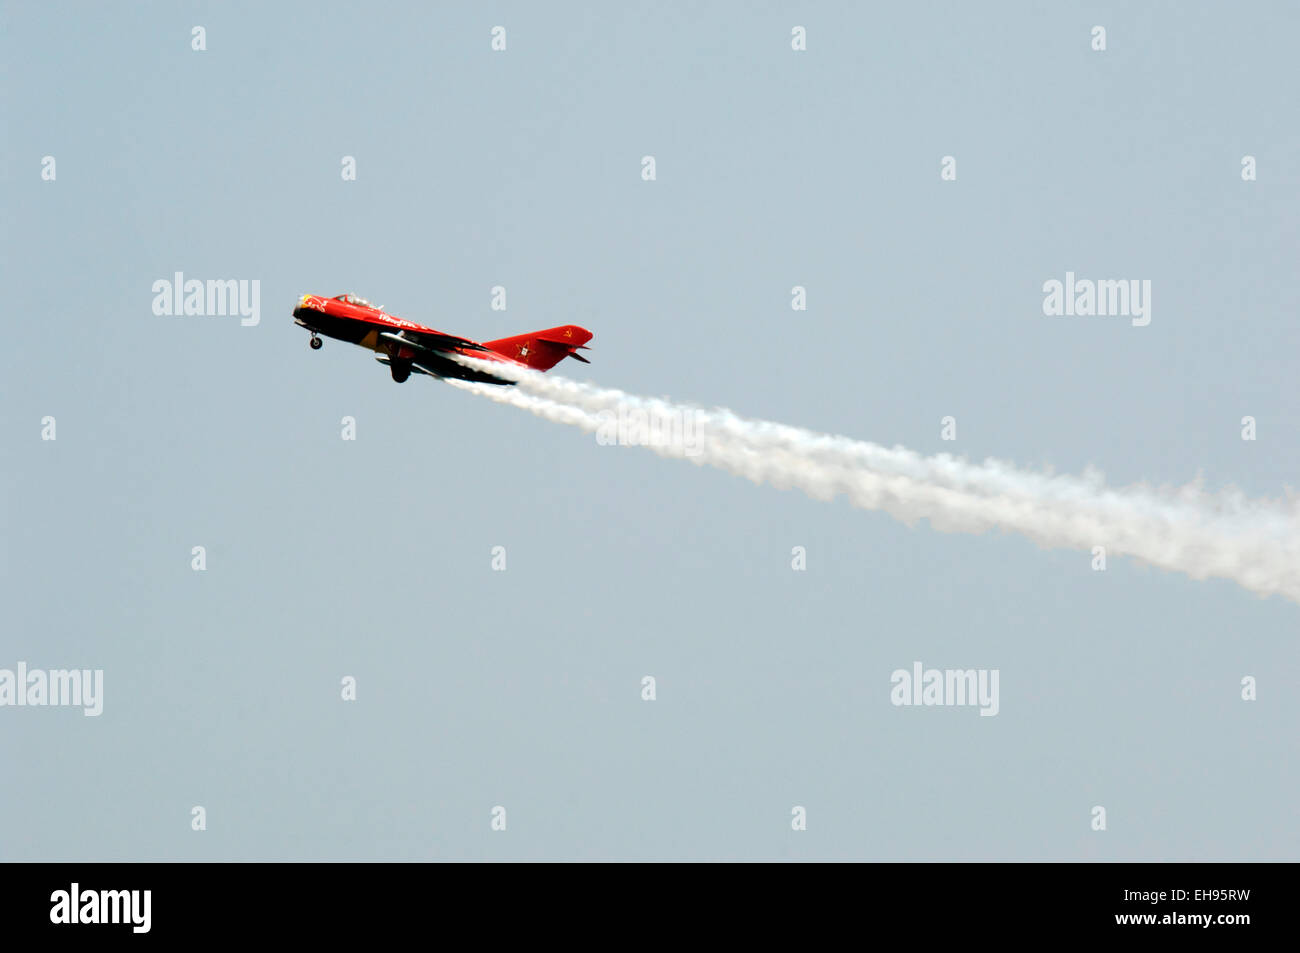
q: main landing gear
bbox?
[309,334,322,350]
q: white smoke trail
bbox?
[446,358,1300,603]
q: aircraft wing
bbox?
[377,350,518,386]
[379,330,489,354]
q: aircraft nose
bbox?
[293,294,319,321]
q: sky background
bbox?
[3,1,1298,860]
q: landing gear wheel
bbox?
[309,335,322,350]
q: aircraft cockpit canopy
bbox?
[336,293,374,308]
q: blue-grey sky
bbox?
[3,1,1298,860]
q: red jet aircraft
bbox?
[293,293,592,384]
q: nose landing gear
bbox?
[309,334,323,350]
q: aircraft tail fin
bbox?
[482,325,593,372]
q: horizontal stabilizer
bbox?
[482,325,594,371]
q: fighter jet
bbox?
[293,293,592,384]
